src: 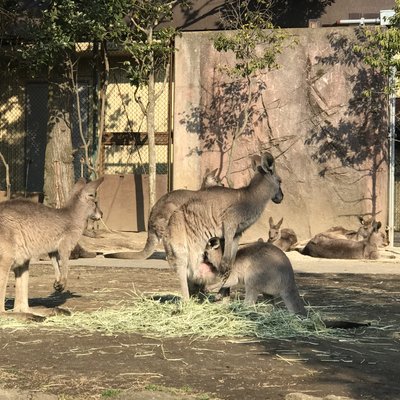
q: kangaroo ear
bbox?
[251,154,262,171]
[208,237,220,249]
[269,216,274,226]
[260,152,275,174]
[277,217,283,228]
[86,177,105,193]
[71,178,86,195]
[210,168,218,176]
[358,216,365,225]
[374,221,382,231]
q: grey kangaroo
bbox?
[301,220,382,259]
[323,216,374,241]
[268,217,298,251]
[104,168,222,260]
[203,238,368,328]
[202,238,307,315]
[0,177,104,320]
[323,216,389,247]
[163,152,283,300]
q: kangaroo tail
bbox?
[323,319,370,329]
[104,232,159,259]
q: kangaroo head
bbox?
[366,221,383,251]
[201,168,223,189]
[204,237,223,267]
[357,216,375,240]
[268,217,283,242]
[72,177,104,220]
[257,152,283,204]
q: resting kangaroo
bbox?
[0,177,104,320]
[164,152,283,300]
[268,217,298,251]
[202,238,306,315]
[323,216,375,241]
[301,220,382,259]
[104,168,223,260]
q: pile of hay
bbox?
[1,294,344,339]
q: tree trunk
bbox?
[147,69,156,211]
[43,81,75,208]
[95,40,109,177]
[147,27,156,211]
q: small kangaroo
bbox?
[301,220,382,259]
[104,168,223,260]
[202,238,306,315]
[267,217,298,251]
[0,177,104,320]
[164,152,283,300]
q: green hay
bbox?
[0,294,343,339]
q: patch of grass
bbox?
[0,293,354,340]
[145,384,163,392]
[101,388,121,397]
[144,384,216,399]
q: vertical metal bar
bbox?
[388,66,396,247]
[167,41,174,192]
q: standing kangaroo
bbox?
[202,238,307,315]
[164,152,283,300]
[301,220,382,259]
[104,168,223,260]
[268,217,298,251]
[0,177,104,320]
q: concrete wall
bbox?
[173,27,388,242]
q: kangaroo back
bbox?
[105,169,224,260]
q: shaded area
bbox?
[0,264,399,400]
[304,29,388,218]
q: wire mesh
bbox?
[102,67,170,175]
[0,77,25,193]
[0,64,171,196]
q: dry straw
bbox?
[0,293,348,339]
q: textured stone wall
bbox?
[173,28,388,241]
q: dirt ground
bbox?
[1,231,399,400]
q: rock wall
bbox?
[173,28,388,241]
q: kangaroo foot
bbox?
[50,306,71,317]
[53,280,66,293]
[1,311,46,322]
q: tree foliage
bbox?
[214,0,288,78]
[353,0,400,91]
[211,0,292,185]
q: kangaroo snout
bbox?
[90,203,103,221]
[272,190,283,204]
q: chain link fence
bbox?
[0,63,171,196]
[102,66,170,176]
[0,76,26,193]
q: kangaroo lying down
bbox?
[104,168,222,260]
[301,220,382,259]
[267,216,298,251]
[164,152,283,300]
[201,238,307,315]
[0,177,104,320]
[323,216,389,247]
